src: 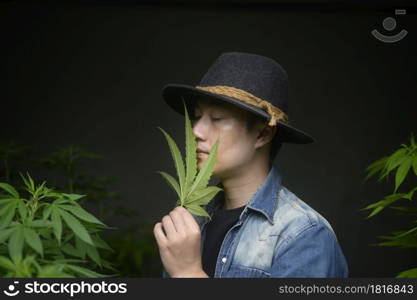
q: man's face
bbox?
[191,97,261,179]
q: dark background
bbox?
[1,0,417,277]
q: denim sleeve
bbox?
[270,223,349,278]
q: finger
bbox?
[161,214,177,238]
[178,206,201,233]
[153,222,168,247]
[169,207,187,235]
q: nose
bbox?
[192,116,209,142]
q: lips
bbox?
[196,148,209,154]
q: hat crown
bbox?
[199,52,289,113]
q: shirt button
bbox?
[221,257,227,263]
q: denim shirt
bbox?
[162,165,349,278]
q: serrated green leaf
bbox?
[361,193,406,218]
[364,156,389,182]
[186,186,222,206]
[77,238,101,267]
[412,155,417,177]
[91,234,113,252]
[75,236,87,259]
[33,181,47,199]
[62,193,86,202]
[59,205,105,226]
[183,99,198,194]
[390,206,417,217]
[187,139,219,199]
[54,258,87,264]
[0,183,19,198]
[42,204,53,220]
[20,172,35,192]
[23,227,43,257]
[0,255,15,271]
[0,228,14,244]
[0,197,15,206]
[158,127,186,202]
[65,264,111,278]
[158,105,220,220]
[186,204,211,219]
[388,148,408,167]
[395,156,413,192]
[17,200,28,220]
[396,267,417,278]
[29,220,51,228]
[53,197,71,205]
[19,172,30,189]
[0,202,17,229]
[157,171,181,198]
[404,186,417,200]
[410,132,416,148]
[101,259,119,272]
[364,206,384,219]
[37,265,74,278]
[28,174,35,190]
[378,148,407,182]
[396,226,417,238]
[9,226,24,263]
[51,207,62,244]
[377,232,417,248]
[59,209,93,246]
[61,243,83,258]
[361,193,406,210]
[0,200,15,215]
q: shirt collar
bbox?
[205,165,282,225]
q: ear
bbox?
[254,124,277,149]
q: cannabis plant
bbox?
[157,100,222,220]
[3,142,158,277]
[362,132,417,278]
[0,174,115,277]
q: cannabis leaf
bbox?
[158,99,222,220]
[0,174,115,278]
[362,132,417,278]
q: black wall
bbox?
[2,2,417,277]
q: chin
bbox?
[197,159,219,176]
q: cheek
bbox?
[197,121,255,170]
[217,129,254,164]
[219,142,251,164]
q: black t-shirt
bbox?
[201,196,245,278]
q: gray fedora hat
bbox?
[162,52,314,144]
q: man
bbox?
[153,52,349,278]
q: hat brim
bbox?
[162,83,315,144]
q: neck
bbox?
[219,157,272,210]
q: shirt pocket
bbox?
[225,264,271,278]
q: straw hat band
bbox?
[195,85,289,127]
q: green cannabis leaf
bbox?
[362,133,417,218]
[157,99,223,220]
[361,132,417,277]
[0,173,115,278]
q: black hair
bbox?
[245,113,283,164]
